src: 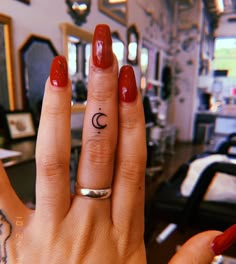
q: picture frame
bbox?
[5,111,36,140]
[98,0,127,26]
[15,0,30,5]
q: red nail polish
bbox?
[211,224,236,255]
[50,56,68,87]
[119,65,137,103]
[92,24,113,69]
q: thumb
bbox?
[168,230,221,264]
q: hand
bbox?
[0,24,235,264]
[0,24,146,263]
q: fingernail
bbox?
[119,65,137,103]
[211,224,236,255]
[92,24,113,69]
[50,56,68,87]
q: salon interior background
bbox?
[0,0,234,141]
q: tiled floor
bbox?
[144,142,236,263]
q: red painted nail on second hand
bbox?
[211,224,236,255]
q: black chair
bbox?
[217,139,236,157]
[151,160,236,231]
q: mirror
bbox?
[98,0,127,26]
[60,23,93,109]
[127,24,139,65]
[0,14,15,110]
[19,35,58,126]
[111,31,125,69]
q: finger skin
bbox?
[76,59,119,190]
[169,230,221,264]
[36,76,72,223]
[112,66,147,250]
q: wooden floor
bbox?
[144,142,236,263]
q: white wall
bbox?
[216,13,236,37]
[167,0,204,141]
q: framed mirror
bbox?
[127,24,139,65]
[98,0,127,26]
[0,14,15,110]
[60,23,93,110]
[19,35,58,126]
[111,31,125,69]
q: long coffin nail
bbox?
[92,24,113,69]
[211,224,236,255]
[119,65,137,103]
[50,56,68,88]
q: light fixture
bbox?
[65,0,91,26]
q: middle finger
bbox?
[76,24,118,191]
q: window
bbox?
[213,37,236,77]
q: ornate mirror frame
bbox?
[0,14,15,110]
[98,0,127,26]
[19,35,58,126]
[127,24,139,65]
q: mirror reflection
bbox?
[60,23,92,107]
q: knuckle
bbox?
[90,89,113,102]
[43,103,69,119]
[120,116,138,130]
[119,159,146,186]
[37,153,67,177]
[89,71,115,101]
[85,138,114,165]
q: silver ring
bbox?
[77,187,112,199]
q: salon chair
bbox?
[151,158,236,232]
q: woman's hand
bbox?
[0,24,235,264]
[0,24,146,264]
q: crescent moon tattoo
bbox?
[92,112,107,130]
